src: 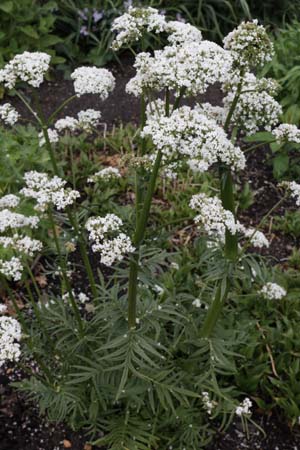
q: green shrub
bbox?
[0,0,64,65]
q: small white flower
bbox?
[87,167,121,183]
[282,181,300,206]
[202,391,216,415]
[0,304,7,314]
[0,103,19,125]
[78,292,89,304]
[38,129,59,147]
[235,397,252,416]
[260,282,286,300]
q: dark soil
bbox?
[2,56,300,450]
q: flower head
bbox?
[0,103,19,125]
[71,67,115,99]
[142,106,245,172]
[235,397,252,416]
[85,213,134,266]
[223,20,273,69]
[0,316,21,367]
[0,51,51,89]
[272,124,300,144]
[87,167,121,183]
[260,282,286,300]
[127,41,232,97]
[111,6,166,50]
[190,193,238,239]
[21,171,80,212]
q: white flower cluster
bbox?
[142,106,245,172]
[201,391,216,415]
[0,209,39,232]
[0,193,41,281]
[260,282,287,300]
[0,194,20,210]
[240,227,269,249]
[0,257,23,281]
[71,67,115,100]
[0,103,20,125]
[127,41,232,97]
[87,167,121,183]
[165,20,202,45]
[0,235,42,257]
[38,129,59,147]
[0,51,51,89]
[111,6,166,50]
[190,194,269,248]
[235,397,252,416]
[85,213,134,266]
[21,171,80,211]
[284,181,300,206]
[0,304,7,314]
[0,315,21,367]
[196,103,228,127]
[55,109,101,133]
[190,193,238,239]
[223,20,273,68]
[62,290,89,305]
[272,124,300,144]
[223,73,282,135]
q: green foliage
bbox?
[243,131,300,180]
[15,239,252,449]
[0,125,48,190]
[0,0,64,65]
[263,21,300,124]
[53,0,124,69]
[274,211,300,239]
[234,267,300,425]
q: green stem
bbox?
[200,76,244,338]
[47,95,77,125]
[220,77,244,261]
[128,150,163,329]
[239,194,287,258]
[14,90,42,126]
[200,281,229,338]
[67,210,98,299]
[219,167,238,260]
[48,209,84,335]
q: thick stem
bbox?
[219,167,238,260]
[220,77,244,261]
[127,88,175,329]
[200,281,229,338]
[200,76,244,337]
[128,150,163,329]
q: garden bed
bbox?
[1,39,300,449]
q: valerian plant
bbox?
[1,7,300,449]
